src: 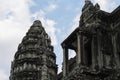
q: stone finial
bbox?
[95,3,100,10]
[33,20,42,27]
[82,0,92,12]
[85,0,91,4]
[85,0,90,1]
[85,0,90,2]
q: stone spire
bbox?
[95,3,100,10]
[9,20,57,80]
[82,0,93,12]
[80,0,95,26]
[32,20,42,27]
[85,0,91,4]
[85,0,90,2]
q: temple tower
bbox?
[9,20,57,80]
[59,0,120,80]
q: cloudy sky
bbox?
[0,0,120,80]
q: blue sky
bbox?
[0,0,120,80]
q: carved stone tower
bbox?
[9,20,57,80]
[59,0,120,80]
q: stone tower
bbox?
[9,20,57,80]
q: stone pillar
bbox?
[91,35,98,69]
[76,33,81,65]
[97,33,103,69]
[81,36,85,65]
[63,46,68,77]
[112,34,119,68]
[91,36,95,68]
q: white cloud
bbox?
[93,0,118,12]
[44,19,57,45]
[64,13,80,39]
[70,14,80,32]
[0,69,8,80]
[44,4,58,12]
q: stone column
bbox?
[97,33,103,69]
[112,34,119,68]
[91,35,95,65]
[63,46,68,77]
[81,36,85,65]
[76,33,81,65]
[91,35,96,68]
[91,35,100,68]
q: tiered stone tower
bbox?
[9,20,57,80]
